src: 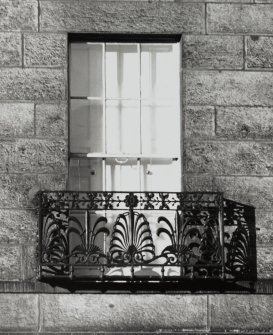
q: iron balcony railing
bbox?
[37,191,256,284]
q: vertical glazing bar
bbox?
[138,43,142,156]
[102,43,107,264]
[103,43,106,155]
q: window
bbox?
[68,36,181,192]
[38,36,256,289]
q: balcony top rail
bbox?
[39,191,223,211]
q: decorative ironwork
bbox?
[38,191,256,284]
[224,199,257,281]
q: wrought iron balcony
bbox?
[37,191,256,287]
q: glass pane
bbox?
[140,158,181,192]
[106,44,139,99]
[105,158,139,191]
[141,101,180,155]
[70,99,103,154]
[106,100,140,154]
[141,44,180,100]
[70,43,103,97]
[69,158,103,191]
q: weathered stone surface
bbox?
[184,174,213,192]
[40,295,207,332]
[0,68,66,101]
[216,106,273,139]
[183,35,243,69]
[0,174,38,208]
[207,4,273,34]
[0,245,22,280]
[24,33,67,67]
[0,139,37,173]
[214,176,273,209]
[0,32,21,65]
[257,246,273,279]
[0,0,38,31]
[38,174,66,190]
[36,103,67,137]
[37,139,67,173]
[185,106,215,138]
[185,71,273,106]
[0,139,66,173]
[246,36,273,68]
[186,141,273,175]
[210,295,273,331]
[0,294,38,331]
[0,209,36,243]
[256,211,273,244]
[22,244,37,281]
[0,103,34,137]
[40,1,205,33]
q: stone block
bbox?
[183,35,243,69]
[185,141,273,175]
[214,176,273,209]
[24,33,67,67]
[0,32,21,66]
[0,103,34,137]
[40,1,205,34]
[0,138,66,174]
[0,0,38,31]
[0,209,36,243]
[184,174,213,192]
[0,245,22,280]
[257,246,273,279]
[22,244,37,281]
[0,294,38,331]
[185,70,273,106]
[210,295,273,331]
[40,295,207,332]
[207,4,273,34]
[256,211,273,244]
[37,139,67,173]
[38,174,66,190]
[36,103,67,138]
[185,106,215,138]
[0,68,66,101]
[216,106,273,139]
[0,174,38,208]
[0,139,37,173]
[246,35,273,68]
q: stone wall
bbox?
[0,0,273,333]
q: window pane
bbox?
[141,44,180,100]
[69,158,103,191]
[105,158,139,191]
[106,100,140,154]
[70,99,103,154]
[141,101,180,155]
[106,44,139,99]
[70,43,103,97]
[140,158,181,192]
